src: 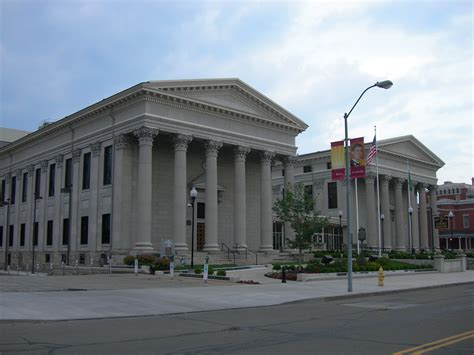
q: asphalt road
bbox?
[1,284,473,354]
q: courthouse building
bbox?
[0,79,308,266]
[272,135,445,253]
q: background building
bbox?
[436,180,474,251]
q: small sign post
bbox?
[170,255,175,279]
[134,254,138,276]
[203,256,209,284]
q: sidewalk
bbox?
[1,269,472,321]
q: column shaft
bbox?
[394,178,406,250]
[173,135,192,251]
[54,155,63,255]
[203,140,222,251]
[260,151,275,251]
[411,184,420,251]
[365,176,377,248]
[71,149,81,254]
[380,176,392,250]
[429,187,440,250]
[234,146,250,250]
[89,142,101,253]
[419,184,429,250]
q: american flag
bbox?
[366,135,377,165]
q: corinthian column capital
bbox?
[173,134,193,151]
[260,151,275,164]
[234,146,250,162]
[205,140,223,157]
[134,127,158,145]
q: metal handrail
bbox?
[239,246,260,265]
[221,242,232,259]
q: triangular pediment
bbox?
[379,135,444,167]
[143,78,308,131]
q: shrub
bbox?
[154,257,170,271]
[216,270,227,276]
[208,266,215,275]
[304,262,321,273]
[194,267,202,274]
[138,254,159,266]
[123,255,135,266]
[272,264,281,271]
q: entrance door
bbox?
[197,223,205,251]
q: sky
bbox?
[0,0,472,184]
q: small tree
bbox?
[273,183,328,264]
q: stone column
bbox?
[133,127,158,251]
[394,178,406,250]
[429,186,440,251]
[283,156,297,246]
[3,173,11,262]
[260,151,275,251]
[27,165,34,252]
[14,169,22,250]
[410,183,420,251]
[173,134,192,251]
[380,175,392,250]
[39,160,48,251]
[54,155,64,254]
[89,142,101,253]
[71,149,81,254]
[365,175,377,249]
[203,140,222,251]
[112,134,132,251]
[234,146,250,250]
[419,183,429,251]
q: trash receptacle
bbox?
[149,265,156,275]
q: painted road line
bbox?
[393,329,474,355]
[413,333,474,354]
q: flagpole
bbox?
[407,159,413,253]
[375,126,382,257]
[355,178,360,254]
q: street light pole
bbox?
[190,187,197,268]
[1,199,11,271]
[408,207,414,254]
[32,192,42,274]
[338,210,343,251]
[343,80,393,292]
[380,213,385,252]
[448,210,454,252]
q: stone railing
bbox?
[433,254,467,273]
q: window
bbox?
[303,165,312,173]
[45,254,50,263]
[35,168,41,197]
[33,222,39,246]
[82,153,91,190]
[305,185,314,210]
[101,214,111,244]
[0,226,3,247]
[22,172,28,202]
[10,176,16,205]
[62,218,70,245]
[281,169,285,177]
[61,254,67,263]
[79,254,86,265]
[463,215,469,229]
[64,158,72,188]
[103,145,113,185]
[47,220,53,246]
[328,182,338,209]
[9,225,14,246]
[197,202,205,219]
[48,164,56,197]
[1,179,5,202]
[80,216,89,244]
[326,162,332,170]
[20,223,25,246]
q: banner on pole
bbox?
[350,137,366,179]
[331,141,345,180]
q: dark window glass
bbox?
[103,145,113,185]
[20,223,26,246]
[10,176,16,205]
[45,254,50,263]
[35,168,41,196]
[9,225,14,246]
[326,162,332,170]
[305,185,314,210]
[0,226,3,246]
[33,222,39,246]
[22,172,28,202]
[197,202,205,219]
[65,158,72,188]
[62,218,69,245]
[79,254,86,265]
[1,179,5,201]
[47,220,53,246]
[101,214,111,244]
[61,254,67,263]
[80,216,89,244]
[82,153,91,190]
[328,182,338,209]
[48,164,56,197]
[281,169,285,176]
[303,165,312,173]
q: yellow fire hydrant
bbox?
[378,266,384,286]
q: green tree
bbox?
[273,183,328,264]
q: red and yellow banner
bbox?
[331,140,345,180]
[350,137,365,179]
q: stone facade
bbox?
[0,79,308,267]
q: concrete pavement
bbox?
[1,269,473,321]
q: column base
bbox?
[395,247,407,251]
[235,244,248,252]
[259,245,274,252]
[203,244,220,252]
[133,242,154,252]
